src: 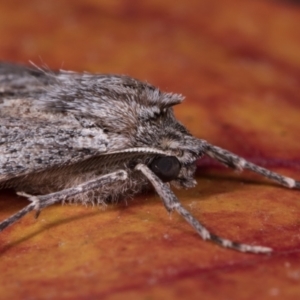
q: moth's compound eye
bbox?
[149,156,181,182]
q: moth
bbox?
[0,62,299,254]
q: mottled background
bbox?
[0,1,300,299]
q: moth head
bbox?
[161,135,204,189]
[145,146,200,189]
[135,90,204,189]
[140,134,204,189]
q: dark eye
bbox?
[149,156,181,182]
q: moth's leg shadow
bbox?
[0,170,128,254]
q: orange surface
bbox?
[0,1,300,299]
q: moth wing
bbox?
[0,116,108,183]
[0,62,58,99]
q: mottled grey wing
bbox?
[0,62,56,98]
[0,63,108,182]
[0,116,108,183]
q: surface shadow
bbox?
[0,189,162,254]
[0,171,290,255]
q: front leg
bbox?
[136,163,272,254]
[0,170,128,231]
[202,141,300,189]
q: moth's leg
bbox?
[0,170,127,232]
[202,142,300,189]
[136,163,271,254]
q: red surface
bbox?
[0,1,300,299]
